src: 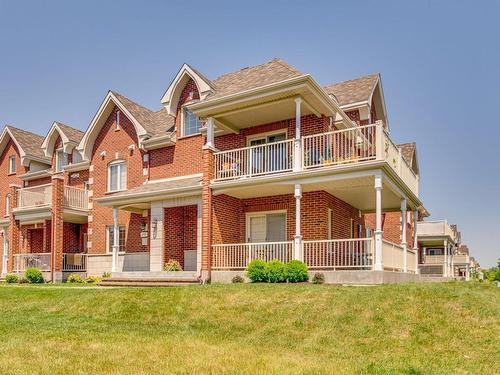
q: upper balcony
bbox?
[417,220,458,243]
[15,184,89,218]
[213,122,419,197]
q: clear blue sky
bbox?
[1,1,499,267]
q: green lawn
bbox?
[0,282,498,374]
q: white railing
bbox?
[211,241,293,270]
[302,124,377,169]
[13,253,51,272]
[17,184,52,209]
[63,253,87,271]
[382,240,405,272]
[422,255,445,264]
[214,139,294,180]
[64,186,88,210]
[302,238,373,269]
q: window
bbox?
[182,107,202,136]
[248,132,288,173]
[8,155,16,174]
[246,212,286,242]
[5,194,10,216]
[56,150,69,172]
[106,225,125,253]
[108,161,127,192]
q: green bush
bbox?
[25,268,44,284]
[85,276,102,284]
[265,259,286,283]
[67,273,84,283]
[312,273,325,284]
[18,277,29,284]
[231,275,244,283]
[102,272,111,279]
[164,260,182,272]
[247,259,268,282]
[5,274,18,284]
[285,260,309,283]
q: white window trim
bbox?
[106,225,125,254]
[245,210,287,243]
[55,148,68,172]
[116,111,121,131]
[8,155,16,174]
[180,106,202,138]
[107,160,127,193]
[5,194,10,217]
[246,129,288,146]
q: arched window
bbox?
[107,160,127,192]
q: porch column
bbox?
[1,227,8,276]
[8,184,20,273]
[374,174,383,271]
[293,97,302,172]
[206,117,215,149]
[51,175,64,282]
[413,210,419,273]
[401,198,407,272]
[294,184,302,260]
[443,239,448,277]
[465,264,470,281]
[112,207,119,272]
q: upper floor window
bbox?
[5,194,10,216]
[8,155,16,174]
[108,160,127,192]
[56,150,69,172]
[182,107,202,136]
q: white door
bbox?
[266,213,286,242]
[248,215,266,243]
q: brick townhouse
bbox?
[0,58,441,284]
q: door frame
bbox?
[245,210,287,243]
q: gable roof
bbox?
[2,125,49,165]
[324,74,379,107]
[41,121,85,157]
[206,58,304,100]
[397,142,419,175]
[112,91,175,136]
[54,122,85,144]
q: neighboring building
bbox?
[0,59,434,284]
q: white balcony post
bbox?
[413,210,419,273]
[1,228,8,276]
[293,97,302,172]
[443,240,448,277]
[294,184,302,260]
[374,174,383,271]
[375,120,384,160]
[206,117,215,149]
[401,198,407,272]
[112,207,119,273]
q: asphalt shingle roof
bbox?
[6,125,48,161]
[324,74,379,106]
[54,122,85,143]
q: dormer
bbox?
[42,122,85,169]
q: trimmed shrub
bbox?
[231,275,244,283]
[25,268,44,284]
[312,273,325,284]
[5,274,18,284]
[102,272,111,279]
[285,260,309,283]
[85,276,102,284]
[247,259,268,282]
[164,260,182,272]
[67,273,84,283]
[265,259,286,283]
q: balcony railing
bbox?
[63,253,87,271]
[64,186,88,210]
[17,184,52,209]
[13,253,51,272]
[213,122,419,196]
[302,238,373,269]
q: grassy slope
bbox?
[0,282,498,375]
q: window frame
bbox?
[55,149,69,172]
[8,155,16,174]
[106,225,126,254]
[5,194,10,217]
[181,107,202,137]
[245,210,287,243]
[107,160,127,193]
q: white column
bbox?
[443,239,448,277]
[374,174,383,271]
[112,207,119,272]
[149,201,164,272]
[401,198,407,272]
[294,184,302,260]
[413,210,419,273]
[1,228,8,276]
[206,117,215,149]
[450,245,454,278]
[293,97,302,172]
[465,264,470,281]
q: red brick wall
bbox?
[26,177,52,187]
[211,190,363,244]
[0,140,25,217]
[88,105,147,254]
[364,211,415,245]
[63,223,82,253]
[66,169,89,188]
[164,205,197,267]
